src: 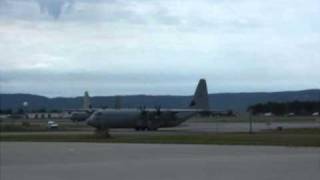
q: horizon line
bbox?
[1,88,320,99]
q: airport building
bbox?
[26,112,70,119]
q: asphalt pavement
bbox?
[1,142,319,180]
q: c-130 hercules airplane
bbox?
[86,79,224,136]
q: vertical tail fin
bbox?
[189,79,209,109]
[83,91,92,109]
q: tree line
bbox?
[248,101,320,115]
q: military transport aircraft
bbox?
[86,79,225,136]
[68,91,95,122]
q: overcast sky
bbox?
[0,0,319,97]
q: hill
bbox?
[1,89,319,113]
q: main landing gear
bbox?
[94,128,111,138]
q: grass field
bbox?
[1,128,319,147]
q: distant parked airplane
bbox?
[69,92,123,122]
[86,79,225,136]
[69,91,94,122]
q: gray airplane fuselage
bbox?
[87,109,196,130]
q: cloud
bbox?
[0,0,319,96]
[37,0,74,19]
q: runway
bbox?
[1,142,319,180]
[109,121,320,134]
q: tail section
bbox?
[83,91,92,109]
[189,79,209,110]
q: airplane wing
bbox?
[142,108,233,116]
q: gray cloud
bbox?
[37,0,74,19]
[0,0,259,29]
[35,0,120,19]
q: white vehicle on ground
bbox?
[47,120,59,129]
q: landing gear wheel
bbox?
[95,128,111,138]
[147,127,158,131]
[146,121,159,131]
[135,127,141,131]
